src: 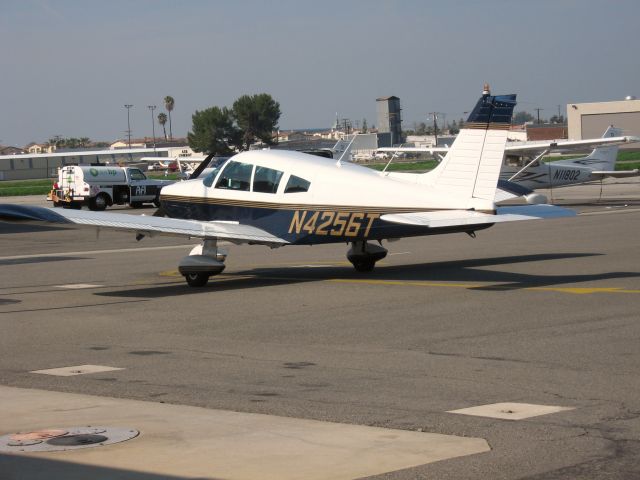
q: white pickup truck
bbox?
[49,165,174,210]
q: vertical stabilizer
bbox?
[562,126,622,171]
[430,86,516,208]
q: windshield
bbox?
[202,158,228,187]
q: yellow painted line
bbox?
[530,286,640,295]
[158,270,640,295]
[328,278,640,295]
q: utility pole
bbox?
[428,112,439,146]
[535,108,543,124]
[124,104,133,149]
[147,105,157,151]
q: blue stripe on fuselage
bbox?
[161,199,492,244]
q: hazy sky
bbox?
[1,0,639,146]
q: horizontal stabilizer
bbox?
[590,169,640,179]
[0,204,289,246]
[381,205,574,228]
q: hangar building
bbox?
[567,97,640,146]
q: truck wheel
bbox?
[130,201,143,208]
[153,195,161,208]
[64,202,82,210]
[184,273,209,287]
[89,194,108,211]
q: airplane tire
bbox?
[184,272,210,287]
[352,259,376,272]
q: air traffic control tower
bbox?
[376,96,402,147]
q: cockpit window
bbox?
[284,175,310,193]
[253,166,284,193]
[215,161,253,191]
[201,158,227,187]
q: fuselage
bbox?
[160,150,491,245]
[499,163,597,189]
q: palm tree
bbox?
[158,113,168,140]
[164,96,175,140]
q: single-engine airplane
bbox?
[0,86,574,287]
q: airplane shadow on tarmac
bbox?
[93,252,640,298]
[0,453,223,480]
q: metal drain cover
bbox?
[0,426,139,453]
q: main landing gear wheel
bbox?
[347,241,388,273]
[352,259,376,272]
[184,272,210,287]
[178,239,227,288]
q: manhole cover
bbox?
[0,426,139,453]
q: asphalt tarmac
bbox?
[1,179,640,479]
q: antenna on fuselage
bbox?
[336,134,357,167]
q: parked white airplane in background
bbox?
[142,156,206,176]
[0,86,574,287]
[378,127,640,204]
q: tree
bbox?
[187,106,241,155]
[232,93,281,150]
[164,96,175,140]
[513,111,534,124]
[158,113,168,140]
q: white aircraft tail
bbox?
[428,87,516,209]
[561,126,622,171]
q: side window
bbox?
[284,175,310,193]
[129,169,146,181]
[253,166,284,193]
[215,161,253,191]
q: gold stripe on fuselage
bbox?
[160,194,441,215]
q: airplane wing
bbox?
[0,204,288,246]
[504,135,640,154]
[378,136,640,155]
[380,205,574,229]
[590,169,640,179]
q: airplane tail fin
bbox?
[568,126,621,171]
[428,86,516,210]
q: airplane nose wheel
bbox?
[347,241,387,273]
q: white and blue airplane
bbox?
[0,86,573,287]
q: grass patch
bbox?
[147,173,181,180]
[615,161,640,170]
[366,160,439,172]
[0,179,53,188]
[0,185,52,196]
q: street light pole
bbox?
[147,105,157,152]
[124,104,133,149]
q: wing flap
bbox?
[381,205,574,228]
[0,204,288,246]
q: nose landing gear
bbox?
[347,241,387,272]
